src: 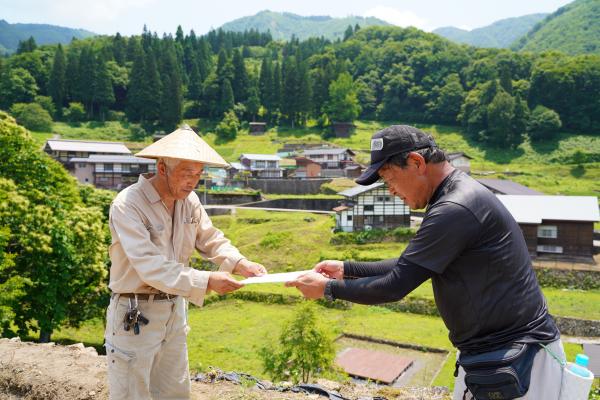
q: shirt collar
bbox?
[138,173,161,204]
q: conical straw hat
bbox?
[136,124,228,167]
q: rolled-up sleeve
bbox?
[110,201,210,306]
[194,203,245,273]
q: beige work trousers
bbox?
[453,339,565,400]
[104,294,191,400]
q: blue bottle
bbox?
[569,354,591,378]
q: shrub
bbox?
[528,105,562,141]
[66,102,86,123]
[215,110,239,142]
[34,95,56,117]
[9,102,53,131]
[260,302,335,383]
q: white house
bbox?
[302,147,361,178]
[334,183,410,232]
[70,154,156,190]
[239,154,282,178]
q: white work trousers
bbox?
[104,294,191,400]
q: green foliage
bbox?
[0,112,108,341]
[215,110,240,142]
[34,95,56,117]
[66,102,86,123]
[325,72,361,122]
[331,227,416,245]
[0,67,38,108]
[527,105,562,141]
[512,0,600,55]
[260,302,335,383]
[9,102,53,132]
[259,232,292,249]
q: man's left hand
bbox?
[285,271,328,299]
[233,259,267,277]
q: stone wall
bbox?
[247,178,332,194]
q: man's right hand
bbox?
[207,272,243,295]
[314,260,344,280]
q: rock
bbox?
[67,343,85,351]
[9,337,21,342]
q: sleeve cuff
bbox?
[220,256,246,273]
[188,270,210,307]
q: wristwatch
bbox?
[324,280,335,302]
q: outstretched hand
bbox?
[207,271,243,295]
[285,271,329,299]
[314,260,344,280]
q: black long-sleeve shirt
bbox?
[328,169,559,353]
[329,258,433,305]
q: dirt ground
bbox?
[0,338,450,400]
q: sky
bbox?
[0,0,574,36]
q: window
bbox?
[104,163,113,172]
[347,215,352,221]
[537,225,557,239]
[267,161,277,168]
[537,245,563,254]
[121,164,130,172]
[255,160,266,169]
[78,163,87,168]
[327,155,334,160]
[364,205,374,212]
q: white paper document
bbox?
[240,270,313,284]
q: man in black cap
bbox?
[287,125,565,399]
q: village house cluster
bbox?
[43,136,598,262]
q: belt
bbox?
[112,292,177,301]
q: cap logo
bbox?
[371,138,384,151]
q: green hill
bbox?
[433,13,548,48]
[0,19,96,54]
[219,10,389,41]
[512,0,600,54]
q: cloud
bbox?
[363,6,429,31]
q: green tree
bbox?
[231,49,248,102]
[325,72,361,122]
[66,102,86,123]
[260,302,335,384]
[218,79,235,117]
[159,44,183,130]
[48,44,66,118]
[258,58,274,112]
[0,67,39,108]
[527,105,562,141]
[65,49,80,103]
[245,79,261,121]
[126,45,145,122]
[0,112,108,342]
[426,73,465,123]
[16,37,37,54]
[215,109,239,142]
[9,103,53,132]
[34,95,56,117]
[343,25,354,41]
[93,55,115,121]
[77,46,96,117]
[486,89,515,146]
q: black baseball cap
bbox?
[356,125,438,185]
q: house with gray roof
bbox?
[239,154,282,178]
[334,183,410,232]
[70,154,156,190]
[302,147,361,178]
[478,179,542,195]
[497,195,599,260]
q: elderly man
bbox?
[287,125,564,399]
[105,125,265,399]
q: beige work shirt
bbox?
[108,174,245,306]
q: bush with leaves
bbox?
[527,105,562,141]
[66,102,86,123]
[215,109,240,142]
[9,102,53,132]
[260,302,335,383]
[0,112,108,342]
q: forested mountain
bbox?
[0,20,95,54]
[434,14,548,48]
[219,10,389,41]
[512,0,600,54]
[1,23,599,150]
